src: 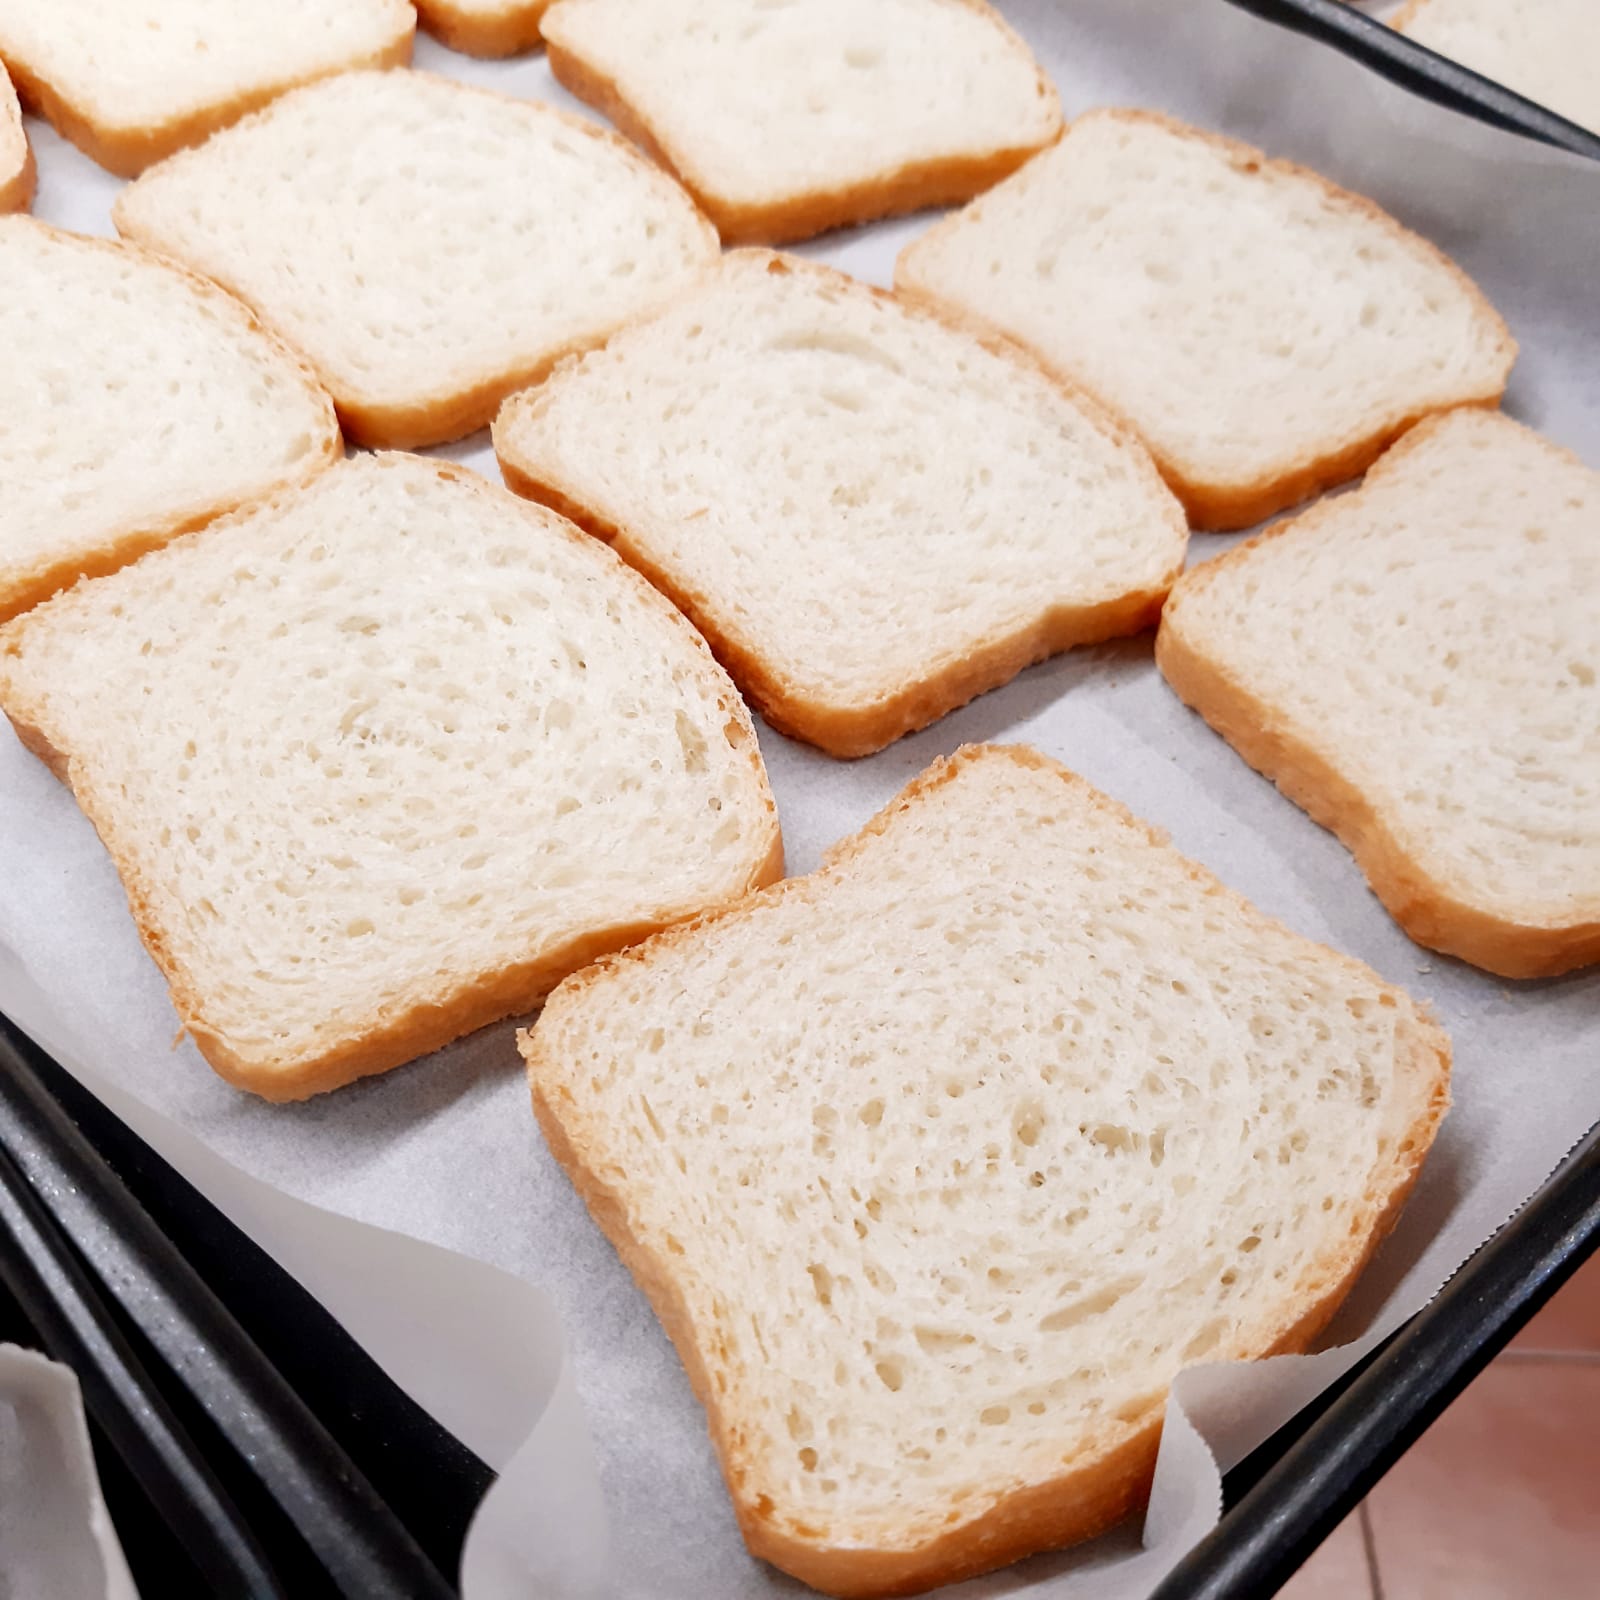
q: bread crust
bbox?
[112,71,721,450]
[895,106,1517,532]
[0,458,783,1101]
[1390,0,1438,31]
[414,0,550,57]
[540,0,1063,246]
[0,12,415,179]
[494,251,1186,758]
[1156,414,1600,978]
[0,218,343,624]
[0,65,32,212]
[524,743,1450,1597]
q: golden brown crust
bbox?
[1156,415,1600,979]
[541,0,1063,247]
[0,26,415,179]
[0,457,783,1102]
[896,106,1518,532]
[523,743,1452,1596]
[494,251,1186,758]
[1389,0,1437,33]
[414,0,550,57]
[0,67,32,212]
[112,71,721,451]
[0,219,343,624]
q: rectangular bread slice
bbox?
[540,0,1062,244]
[494,251,1186,757]
[0,454,781,1101]
[0,0,415,177]
[1395,0,1600,137]
[0,59,31,211]
[113,70,719,448]
[524,743,1450,1597]
[896,107,1515,531]
[414,0,549,56]
[0,218,340,625]
[1157,408,1600,978]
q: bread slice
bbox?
[896,108,1516,531]
[524,742,1450,1597]
[539,0,1062,244]
[0,218,340,626]
[414,0,548,56]
[1158,409,1600,979]
[0,454,781,1101]
[1395,0,1600,137]
[113,70,719,449]
[0,59,32,212]
[0,0,414,178]
[494,252,1186,757]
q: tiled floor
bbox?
[1282,1253,1600,1599]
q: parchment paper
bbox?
[0,1346,138,1600]
[4,1,1597,1594]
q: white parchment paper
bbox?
[0,1346,138,1600]
[4,1,1598,1593]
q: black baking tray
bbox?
[1223,0,1600,163]
[5,1001,1597,1598]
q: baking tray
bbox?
[0,1010,493,1595]
[1223,0,1600,162]
[6,997,1595,1597]
[4,3,1597,1594]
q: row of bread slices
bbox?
[0,0,1060,220]
[3,78,1595,981]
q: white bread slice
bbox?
[1395,0,1600,138]
[524,742,1450,1597]
[0,0,414,178]
[415,0,549,56]
[1158,409,1600,979]
[540,0,1062,244]
[897,108,1516,531]
[494,251,1186,757]
[113,70,718,449]
[0,454,781,1102]
[0,59,31,212]
[0,218,340,626]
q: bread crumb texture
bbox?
[0,218,338,624]
[1159,409,1600,977]
[0,0,415,174]
[542,0,1060,240]
[496,251,1185,755]
[527,745,1448,1593]
[0,455,778,1098]
[114,70,718,445]
[897,108,1514,528]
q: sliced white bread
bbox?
[540,0,1062,244]
[1158,409,1600,978]
[0,218,340,626]
[525,742,1450,1597]
[0,0,415,178]
[494,252,1186,757]
[1395,0,1600,138]
[0,59,31,212]
[414,0,549,56]
[113,70,719,449]
[897,108,1516,531]
[0,454,781,1101]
